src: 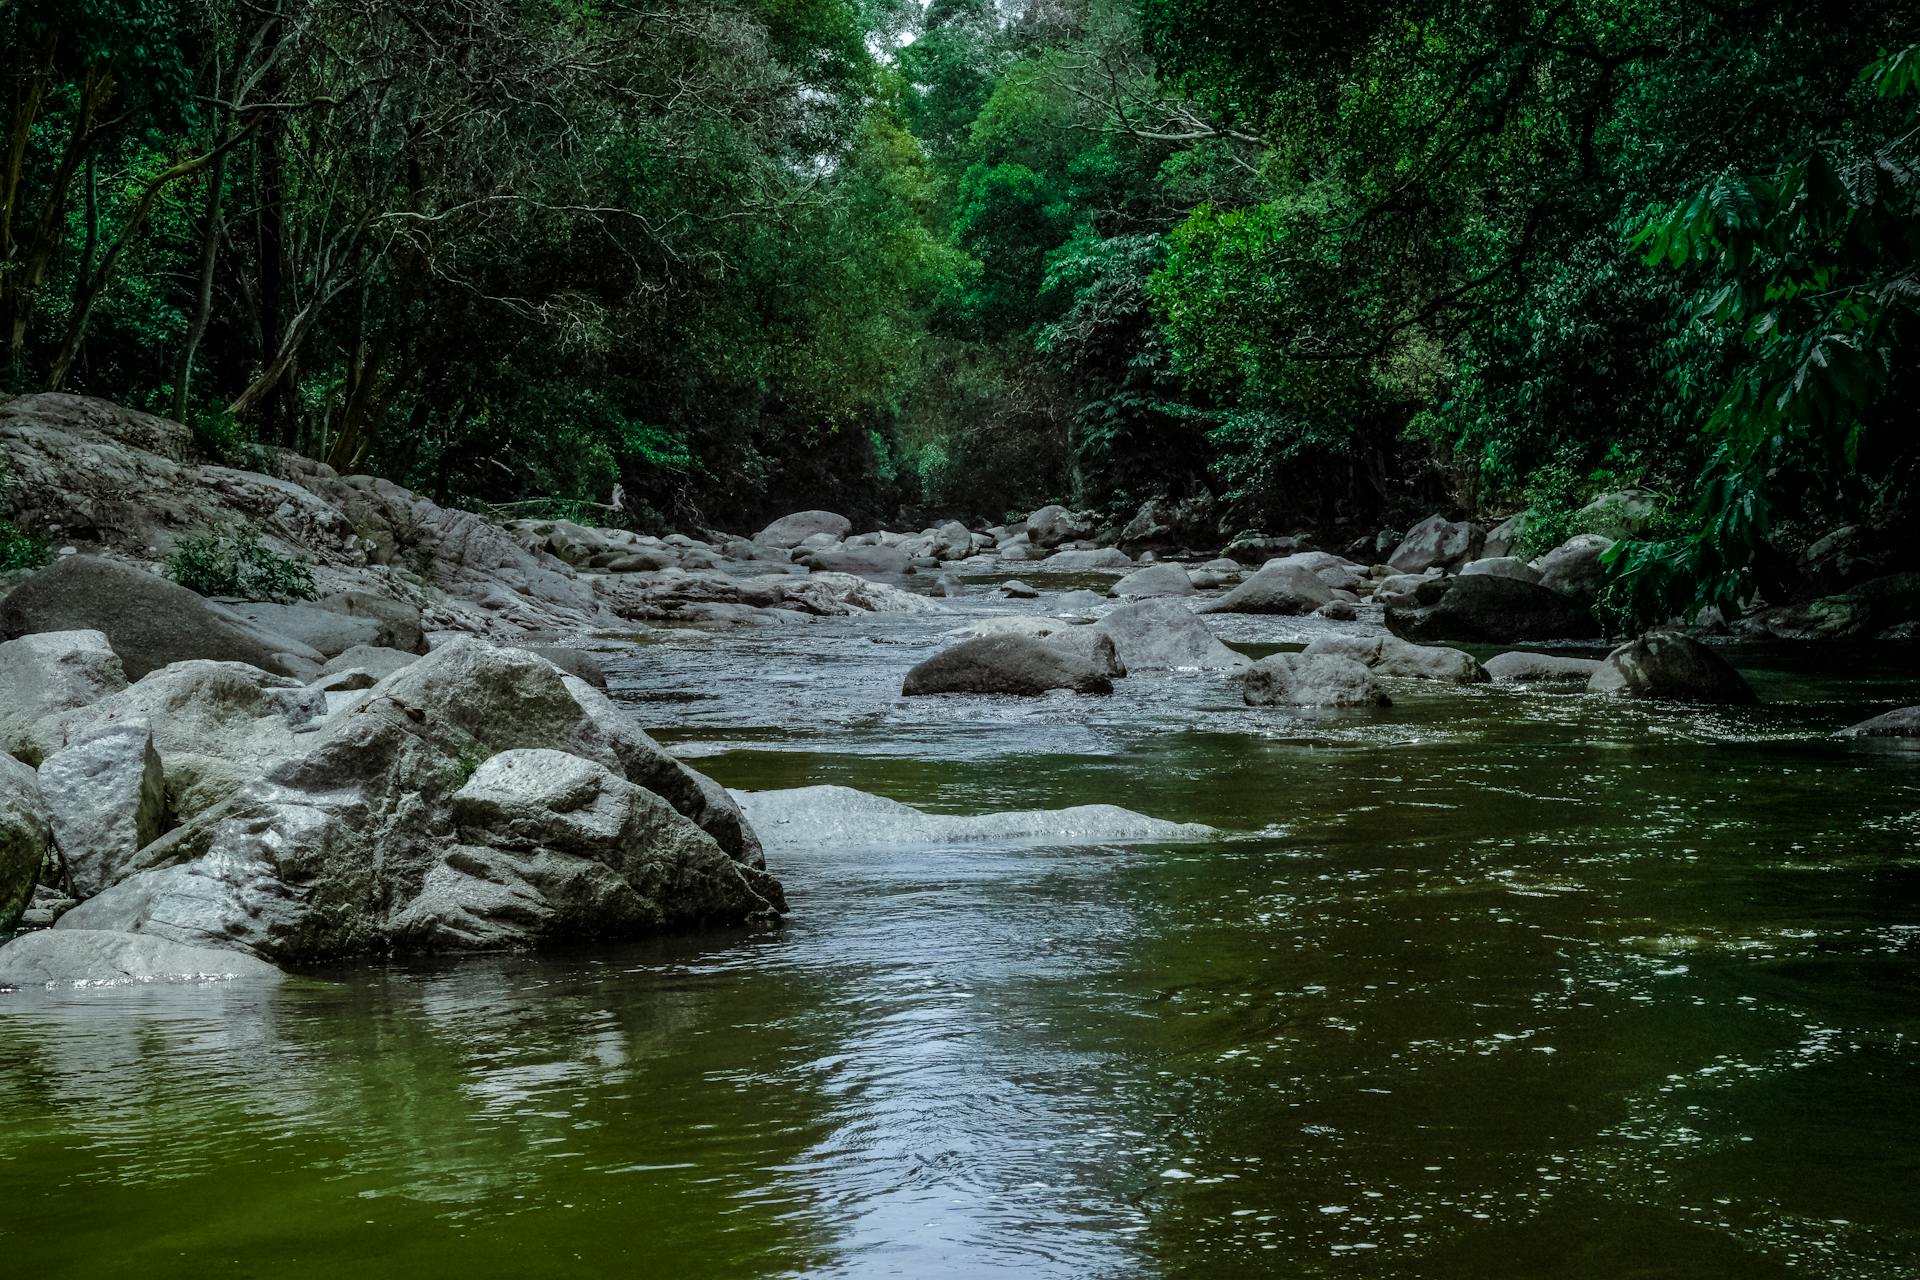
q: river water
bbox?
[3,582,1917,1278]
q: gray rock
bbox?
[756,510,851,549]
[1531,533,1616,600]
[1038,547,1132,571]
[1223,534,1305,562]
[1242,653,1390,708]
[1386,574,1598,643]
[1482,513,1529,560]
[1056,589,1106,611]
[0,629,126,763]
[806,544,912,576]
[1096,599,1247,671]
[0,754,49,933]
[0,555,320,679]
[1460,556,1543,585]
[313,591,426,652]
[736,784,1212,850]
[1388,515,1486,574]
[1838,706,1920,738]
[222,601,380,658]
[1202,562,1334,616]
[1109,563,1196,600]
[1026,505,1095,549]
[1000,579,1038,599]
[1302,634,1488,684]
[902,635,1113,696]
[0,929,284,985]
[1314,600,1359,621]
[929,520,973,561]
[319,644,419,681]
[520,645,606,689]
[39,720,168,897]
[1482,651,1603,683]
[1588,632,1756,704]
[1267,551,1363,592]
[1044,625,1127,677]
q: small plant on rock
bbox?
[165,522,317,602]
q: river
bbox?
[2,582,1917,1277]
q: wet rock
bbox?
[1302,634,1488,684]
[1056,589,1106,611]
[0,555,321,680]
[0,755,49,934]
[902,635,1113,697]
[1531,533,1616,601]
[39,721,168,898]
[0,929,285,985]
[1589,632,1756,704]
[1096,599,1247,671]
[756,510,851,549]
[1223,534,1305,562]
[1201,562,1334,616]
[1483,651,1603,684]
[1038,547,1132,571]
[1044,625,1127,677]
[735,785,1212,850]
[1242,653,1390,708]
[805,544,911,577]
[1387,515,1486,575]
[1314,600,1359,622]
[520,645,606,689]
[1109,563,1195,600]
[1267,551,1363,592]
[1838,706,1920,738]
[1460,556,1543,585]
[1000,579,1038,599]
[1385,574,1597,643]
[0,629,126,763]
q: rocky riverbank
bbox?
[1,394,1915,986]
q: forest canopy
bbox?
[4,0,1916,619]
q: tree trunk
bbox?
[173,144,229,422]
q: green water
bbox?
[3,599,1918,1278]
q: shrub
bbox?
[165,523,316,602]
[0,521,49,572]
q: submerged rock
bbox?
[736,785,1213,849]
[1838,706,1920,738]
[1302,634,1488,684]
[1242,653,1390,708]
[1482,651,1603,684]
[1588,631,1756,704]
[0,929,284,985]
[902,635,1113,697]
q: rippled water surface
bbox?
[4,586,1919,1278]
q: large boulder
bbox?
[1588,632,1756,704]
[1302,634,1487,684]
[56,640,781,962]
[390,750,780,951]
[39,720,168,897]
[0,928,284,985]
[222,601,380,658]
[0,754,48,934]
[312,590,426,652]
[1095,599,1247,671]
[1388,515,1486,574]
[1026,505,1095,549]
[0,555,321,679]
[1201,562,1334,615]
[756,510,851,549]
[1838,706,1920,738]
[1043,625,1127,677]
[928,520,973,561]
[1531,533,1616,601]
[1242,653,1390,708]
[902,635,1113,697]
[1108,563,1195,600]
[1482,651,1603,684]
[0,629,126,763]
[1385,574,1597,643]
[1482,513,1530,560]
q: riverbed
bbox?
[3,584,1917,1277]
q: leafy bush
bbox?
[165,523,316,602]
[0,521,49,572]
[189,411,274,473]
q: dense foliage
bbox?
[4,1,1915,615]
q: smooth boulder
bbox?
[1388,515,1486,575]
[1385,573,1597,643]
[1460,556,1543,585]
[1109,563,1195,600]
[1242,653,1390,708]
[1588,632,1756,704]
[1483,651,1603,684]
[1026,505,1094,549]
[1095,599,1247,671]
[1039,547,1132,571]
[1303,634,1487,684]
[806,544,912,577]
[1202,562,1334,616]
[756,511,851,549]
[0,928,285,985]
[1531,533,1615,601]
[1838,706,1920,738]
[736,785,1211,850]
[0,754,48,933]
[902,635,1113,696]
